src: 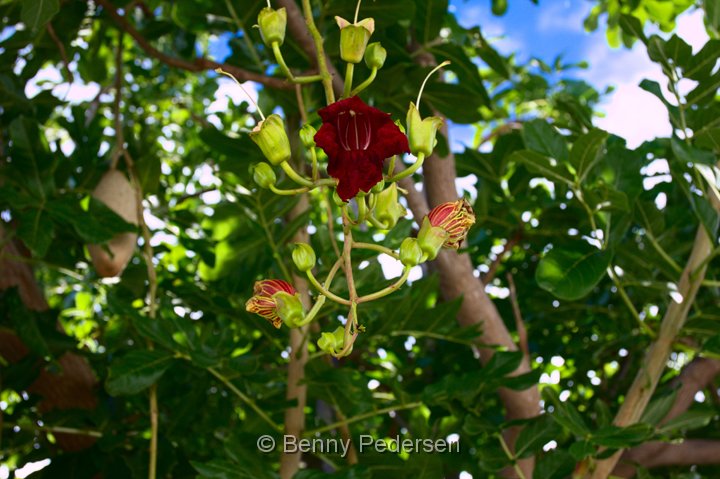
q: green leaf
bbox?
[685,39,720,81]
[6,290,52,359]
[511,150,574,186]
[658,410,715,434]
[543,388,590,436]
[522,120,569,163]
[686,70,720,106]
[569,440,595,460]
[8,116,55,198]
[423,83,486,123]
[641,389,678,425]
[590,423,653,448]
[705,0,720,33]
[21,0,60,31]
[515,415,561,458]
[428,43,487,97]
[533,450,575,479]
[695,127,720,152]
[536,245,612,300]
[191,459,255,479]
[570,129,608,181]
[106,350,174,396]
[618,14,647,42]
[416,0,448,44]
[16,208,54,257]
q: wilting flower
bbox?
[418,199,475,260]
[245,279,302,328]
[314,96,409,201]
[427,199,475,248]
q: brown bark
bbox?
[612,357,720,477]
[0,225,98,452]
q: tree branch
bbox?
[93,0,291,90]
[590,222,719,478]
[613,440,720,477]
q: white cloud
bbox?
[207,77,260,115]
[676,8,709,53]
[579,8,711,148]
[25,65,100,104]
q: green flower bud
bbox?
[336,16,375,64]
[364,42,386,69]
[300,123,317,149]
[374,183,406,229]
[399,237,424,267]
[258,7,287,46]
[317,326,350,355]
[273,291,305,328]
[252,162,276,189]
[292,243,316,272]
[371,179,385,194]
[249,114,292,166]
[406,102,443,157]
[417,217,449,261]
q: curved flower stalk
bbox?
[227,1,473,357]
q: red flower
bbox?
[314,96,409,201]
[245,279,297,328]
[427,199,476,249]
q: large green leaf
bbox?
[423,83,486,123]
[106,350,175,396]
[522,119,569,163]
[511,150,574,186]
[570,129,608,182]
[21,0,60,31]
[536,244,612,300]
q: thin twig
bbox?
[305,402,422,436]
[46,22,74,83]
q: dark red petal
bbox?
[327,149,384,201]
[314,122,341,159]
[366,117,410,162]
[317,96,374,123]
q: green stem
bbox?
[356,195,368,223]
[350,67,377,96]
[386,152,425,182]
[357,267,411,303]
[325,257,344,289]
[271,42,323,84]
[497,433,527,479]
[297,295,327,326]
[607,267,655,337]
[307,270,352,305]
[207,367,282,432]
[281,161,314,187]
[352,242,399,259]
[270,184,310,195]
[256,196,293,281]
[344,63,354,98]
[310,148,319,181]
[305,402,422,436]
[366,215,389,230]
[301,0,335,104]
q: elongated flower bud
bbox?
[258,7,287,46]
[245,279,302,328]
[336,16,375,64]
[406,102,443,157]
[426,199,476,250]
[292,243,316,272]
[374,183,406,229]
[249,114,291,166]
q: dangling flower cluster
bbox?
[234,0,475,357]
